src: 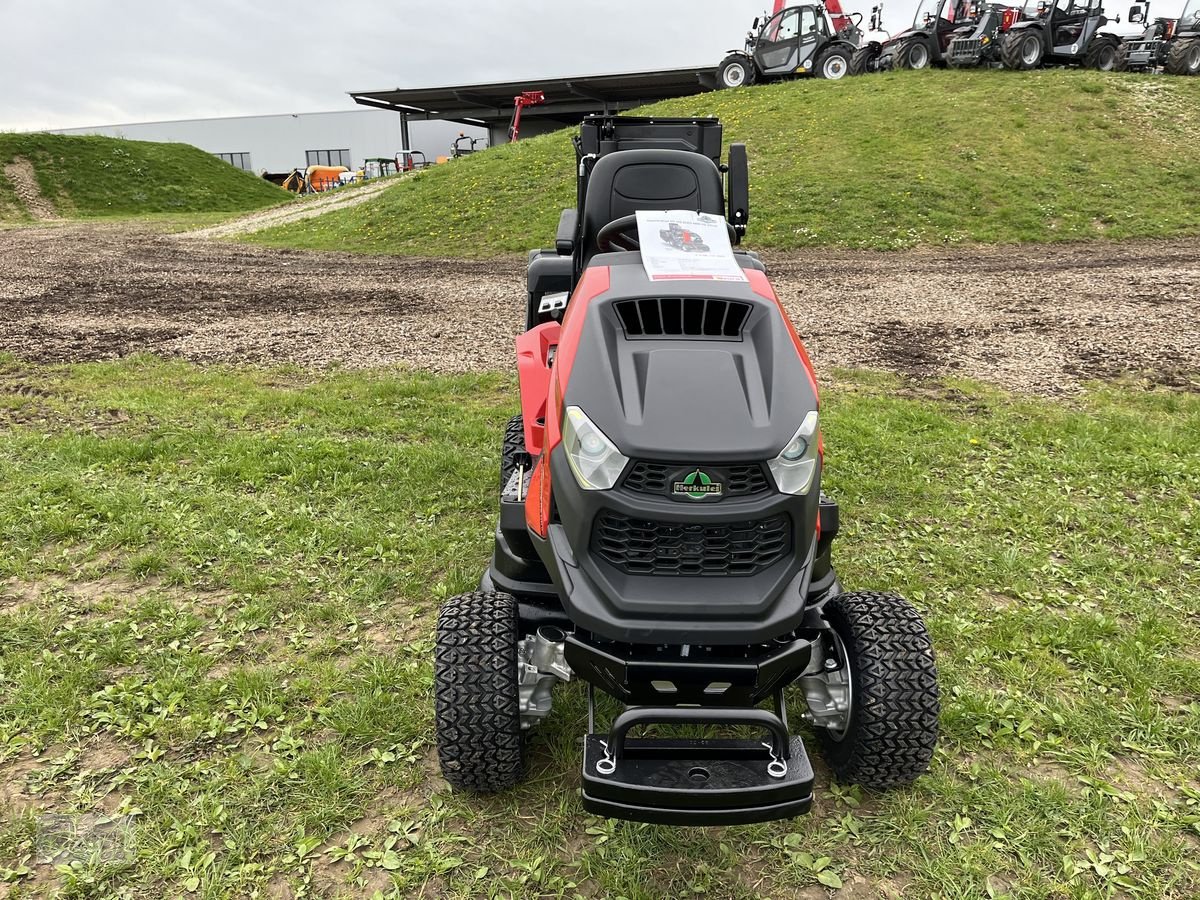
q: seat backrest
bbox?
[579,149,725,268]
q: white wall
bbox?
[52,109,486,173]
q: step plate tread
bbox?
[582,735,814,820]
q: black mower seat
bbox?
[580,149,725,268]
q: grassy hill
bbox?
[0,132,289,221]
[248,69,1200,256]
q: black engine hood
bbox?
[561,259,818,463]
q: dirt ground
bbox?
[3,159,60,221]
[1,222,1198,395]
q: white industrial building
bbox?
[52,109,486,174]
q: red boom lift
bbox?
[509,91,546,143]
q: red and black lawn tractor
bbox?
[433,115,940,825]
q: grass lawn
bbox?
[0,356,1198,898]
[0,134,290,221]
[247,70,1200,258]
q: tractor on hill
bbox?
[946,3,1027,66]
[850,0,980,72]
[451,134,485,159]
[716,0,873,84]
[998,0,1124,70]
[1117,0,1200,73]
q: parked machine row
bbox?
[715,0,1200,81]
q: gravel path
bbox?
[1,222,1197,395]
[187,176,405,239]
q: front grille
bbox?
[614,297,751,340]
[950,38,982,58]
[622,461,771,497]
[591,511,791,576]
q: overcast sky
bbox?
[2,0,1187,132]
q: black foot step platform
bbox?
[580,707,814,826]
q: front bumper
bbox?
[948,37,992,64]
[1124,40,1161,67]
[564,630,819,706]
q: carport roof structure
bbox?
[348,66,717,130]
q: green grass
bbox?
[0,133,290,221]
[247,69,1200,257]
[0,357,1197,897]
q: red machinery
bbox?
[508,91,546,143]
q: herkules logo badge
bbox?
[672,469,724,499]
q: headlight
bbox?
[769,411,820,495]
[562,406,628,490]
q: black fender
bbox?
[1005,20,1043,32]
[898,32,937,48]
[824,39,860,54]
[721,52,756,67]
[885,27,921,46]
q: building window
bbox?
[216,152,252,171]
[306,149,352,168]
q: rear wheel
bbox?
[816,46,853,79]
[849,45,881,75]
[717,55,755,88]
[500,414,530,491]
[814,591,940,789]
[893,37,933,70]
[1165,37,1200,75]
[1085,37,1120,71]
[435,591,526,792]
[1001,30,1044,69]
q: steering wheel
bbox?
[596,215,641,252]
[596,214,739,253]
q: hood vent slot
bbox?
[615,297,750,340]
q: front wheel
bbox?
[1165,37,1200,75]
[849,45,881,75]
[435,591,526,792]
[1085,37,1120,71]
[893,37,933,70]
[1001,30,1044,69]
[717,55,755,88]
[816,46,853,79]
[814,591,940,789]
